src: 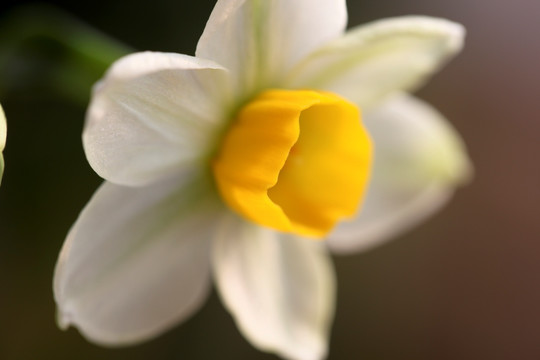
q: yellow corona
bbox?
[213,90,372,238]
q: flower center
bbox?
[212,89,372,238]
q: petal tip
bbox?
[56,307,73,331]
[441,20,466,54]
[453,151,474,187]
[383,15,466,53]
[424,16,466,53]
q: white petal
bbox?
[286,16,465,109]
[54,174,223,345]
[330,182,453,254]
[329,94,472,254]
[0,104,5,181]
[0,104,5,152]
[196,0,346,97]
[213,215,335,360]
[84,51,231,186]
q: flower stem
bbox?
[0,4,133,105]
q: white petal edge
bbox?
[213,214,335,360]
[0,104,5,152]
[54,174,223,346]
[328,94,472,254]
[84,51,231,186]
[0,104,5,182]
[329,182,454,254]
[286,16,465,109]
[196,0,347,97]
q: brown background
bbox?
[0,0,539,359]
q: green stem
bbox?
[0,4,134,104]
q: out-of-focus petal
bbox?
[84,51,230,186]
[286,16,464,109]
[328,94,472,254]
[0,104,5,181]
[54,174,223,345]
[330,182,453,254]
[0,104,5,152]
[213,214,335,360]
[196,0,346,97]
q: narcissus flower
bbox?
[0,104,5,183]
[54,1,471,359]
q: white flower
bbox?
[0,104,6,183]
[54,1,471,360]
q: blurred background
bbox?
[0,0,538,359]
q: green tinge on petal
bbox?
[196,0,347,99]
[371,94,472,191]
[416,124,473,186]
[285,16,465,110]
[328,94,471,254]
